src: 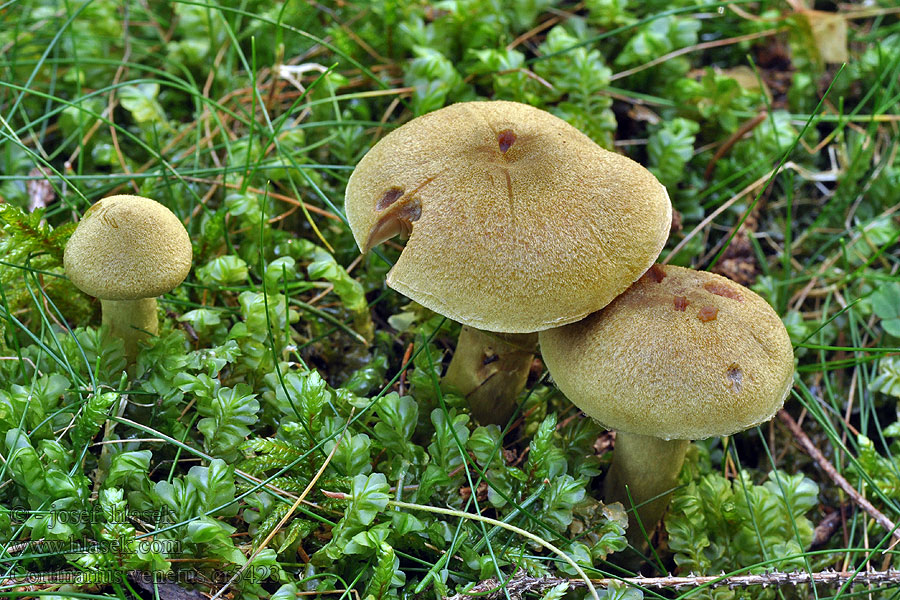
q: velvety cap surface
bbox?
[345,100,672,333]
[64,195,192,300]
[539,265,794,440]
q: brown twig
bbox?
[778,409,900,545]
[398,342,414,396]
[704,111,768,180]
[444,569,900,600]
[107,3,139,194]
[505,3,583,51]
[178,176,340,220]
[811,504,851,550]
[610,28,785,81]
[661,168,771,265]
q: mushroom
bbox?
[539,264,794,546]
[64,195,192,362]
[345,101,671,423]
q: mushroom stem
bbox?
[443,327,538,425]
[100,298,158,363]
[604,432,689,548]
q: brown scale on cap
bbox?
[698,305,718,322]
[539,265,794,440]
[704,280,744,302]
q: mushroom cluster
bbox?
[64,194,192,363]
[345,100,794,547]
[345,100,672,423]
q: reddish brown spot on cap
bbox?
[698,305,718,322]
[376,187,405,211]
[673,295,689,311]
[498,129,517,153]
[704,281,744,302]
[645,264,666,283]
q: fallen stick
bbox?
[444,569,900,599]
[778,409,900,545]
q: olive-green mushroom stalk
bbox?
[539,265,794,549]
[344,100,671,424]
[64,195,192,363]
[442,327,538,424]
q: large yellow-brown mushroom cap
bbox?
[539,265,794,440]
[345,101,672,333]
[64,195,192,300]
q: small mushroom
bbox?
[345,101,671,423]
[64,195,192,362]
[539,265,794,546]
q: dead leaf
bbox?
[801,10,849,64]
[718,66,772,102]
[593,430,615,456]
[627,104,661,125]
[459,482,489,503]
[712,228,758,286]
